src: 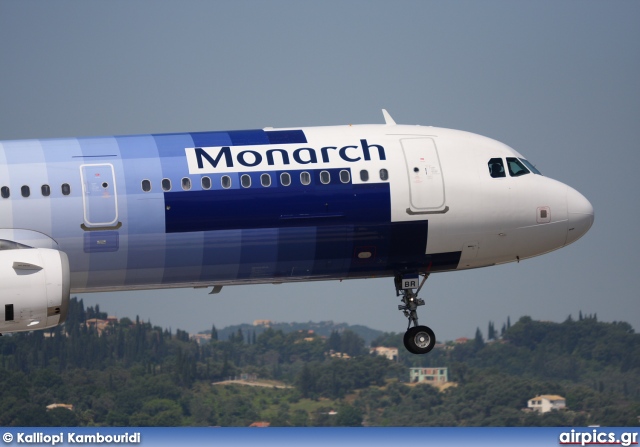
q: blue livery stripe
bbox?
[158,176,461,279]
[153,133,195,158]
[228,130,270,146]
[199,230,242,282]
[266,129,307,145]
[190,132,232,148]
[163,179,390,233]
[238,228,279,279]
[275,227,317,277]
[313,225,349,275]
[188,129,307,148]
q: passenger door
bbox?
[401,138,446,213]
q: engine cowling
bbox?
[0,248,70,333]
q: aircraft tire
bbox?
[403,330,418,354]
[403,325,436,354]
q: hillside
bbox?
[209,321,383,347]
[0,299,637,427]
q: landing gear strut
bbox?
[395,273,436,354]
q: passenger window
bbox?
[241,174,251,188]
[488,158,506,178]
[162,178,172,191]
[360,170,369,182]
[300,172,311,185]
[280,172,291,186]
[181,177,191,190]
[379,169,389,181]
[519,158,542,175]
[320,171,330,184]
[61,183,71,195]
[261,173,271,187]
[141,180,151,192]
[201,176,211,190]
[21,186,30,198]
[1,186,9,199]
[339,170,350,184]
[41,185,51,197]
[507,157,530,177]
[221,176,232,189]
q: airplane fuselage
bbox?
[0,121,594,337]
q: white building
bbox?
[527,395,566,413]
[409,367,448,384]
[369,346,398,361]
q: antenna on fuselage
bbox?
[382,109,396,125]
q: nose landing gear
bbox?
[396,273,436,354]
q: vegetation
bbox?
[0,299,637,426]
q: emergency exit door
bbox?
[80,164,119,228]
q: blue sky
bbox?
[1,1,638,341]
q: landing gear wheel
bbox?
[403,325,436,355]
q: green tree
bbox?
[488,321,496,340]
[327,331,341,352]
[211,325,218,341]
[335,404,363,427]
[297,363,316,398]
[474,327,484,350]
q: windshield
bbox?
[506,158,530,177]
[519,158,542,175]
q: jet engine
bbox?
[0,247,70,333]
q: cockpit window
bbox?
[488,158,506,178]
[506,157,530,177]
[519,158,542,175]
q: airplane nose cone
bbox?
[566,186,594,245]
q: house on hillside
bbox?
[527,395,566,413]
[253,320,272,327]
[46,403,73,411]
[191,333,211,345]
[409,367,448,384]
[327,350,351,359]
[369,346,398,361]
[85,317,117,335]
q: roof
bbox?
[46,403,74,411]
[370,346,398,352]
[530,395,565,401]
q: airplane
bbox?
[0,110,593,354]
